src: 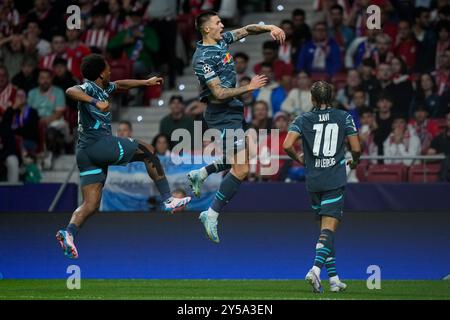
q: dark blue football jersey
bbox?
[288,108,358,192]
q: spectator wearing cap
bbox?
[296,21,341,78]
[394,20,418,71]
[233,52,253,84]
[410,73,441,118]
[252,62,287,117]
[0,66,17,115]
[11,58,39,94]
[107,8,159,80]
[413,7,437,73]
[383,115,421,166]
[159,95,194,149]
[408,105,441,155]
[254,41,294,82]
[83,4,112,54]
[281,71,313,118]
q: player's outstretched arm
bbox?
[283,131,304,164]
[66,86,109,111]
[114,77,164,90]
[231,24,285,44]
[347,135,361,169]
[207,75,268,101]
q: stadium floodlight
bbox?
[258,21,265,25]
[158,99,164,106]
[137,116,143,122]
[277,5,284,11]
[178,84,185,91]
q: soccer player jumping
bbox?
[188,11,285,243]
[283,81,361,293]
[56,54,191,259]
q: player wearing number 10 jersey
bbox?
[283,81,361,293]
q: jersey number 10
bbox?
[312,123,339,157]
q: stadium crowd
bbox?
[0,0,449,184]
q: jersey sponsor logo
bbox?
[315,157,337,168]
[223,52,232,64]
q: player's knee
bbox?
[83,200,100,213]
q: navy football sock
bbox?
[211,172,242,212]
[155,177,171,202]
[313,229,335,270]
[205,158,232,175]
[66,223,79,238]
[325,252,338,278]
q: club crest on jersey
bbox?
[223,52,232,64]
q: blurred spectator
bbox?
[390,56,414,117]
[251,100,272,132]
[254,41,294,82]
[335,69,362,108]
[66,29,91,81]
[11,57,39,94]
[159,95,194,149]
[107,8,159,79]
[2,89,39,155]
[328,4,355,55]
[252,62,287,116]
[432,3,450,23]
[414,7,437,73]
[237,76,254,125]
[28,69,67,166]
[281,71,313,117]
[314,0,351,27]
[296,21,341,78]
[0,115,19,182]
[22,20,51,58]
[145,0,178,89]
[84,4,112,53]
[359,108,378,164]
[347,0,371,37]
[372,33,394,66]
[394,20,418,71]
[383,116,421,166]
[0,66,17,114]
[106,0,126,35]
[152,133,171,157]
[433,47,450,97]
[278,20,296,65]
[346,28,379,69]
[359,58,381,108]
[185,99,207,122]
[40,34,71,75]
[291,8,311,63]
[117,120,133,138]
[0,31,29,80]
[410,73,441,117]
[408,105,440,154]
[233,52,253,83]
[339,87,367,129]
[376,63,397,104]
[373,94,395,157]
[0,0,20,37]
[25,0,64,42]
[427,111,450,181]
[434,20,450,71]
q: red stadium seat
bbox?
[310,72,330,82]
[408,163,442,183]
[108,58,133,82]
[356,163,368,182]
[434,118,447,134]
[366,164,408,182]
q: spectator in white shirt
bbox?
[281,71,313,117]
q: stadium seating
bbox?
[366,164,408,182]
[108,57,133,82]
[408,163,442,183]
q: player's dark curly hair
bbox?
[195,11,218,33]
[311,81,333,109]
[80,54,106,81]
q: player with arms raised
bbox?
[187,11,285,243]
[283,81,361,293]
[56,54,191,259]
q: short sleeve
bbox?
[77,82,94,95]
[194,56,219,84]
[221,31,235,44]
[105,82,116,94]
[345,113,358,136]
[288,116,303,136]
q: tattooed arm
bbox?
[230,24,286,44]
[207,75,268,101]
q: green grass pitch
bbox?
[0,280,449,300]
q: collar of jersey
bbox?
[86,80,107,92]
[197,40,222,49]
